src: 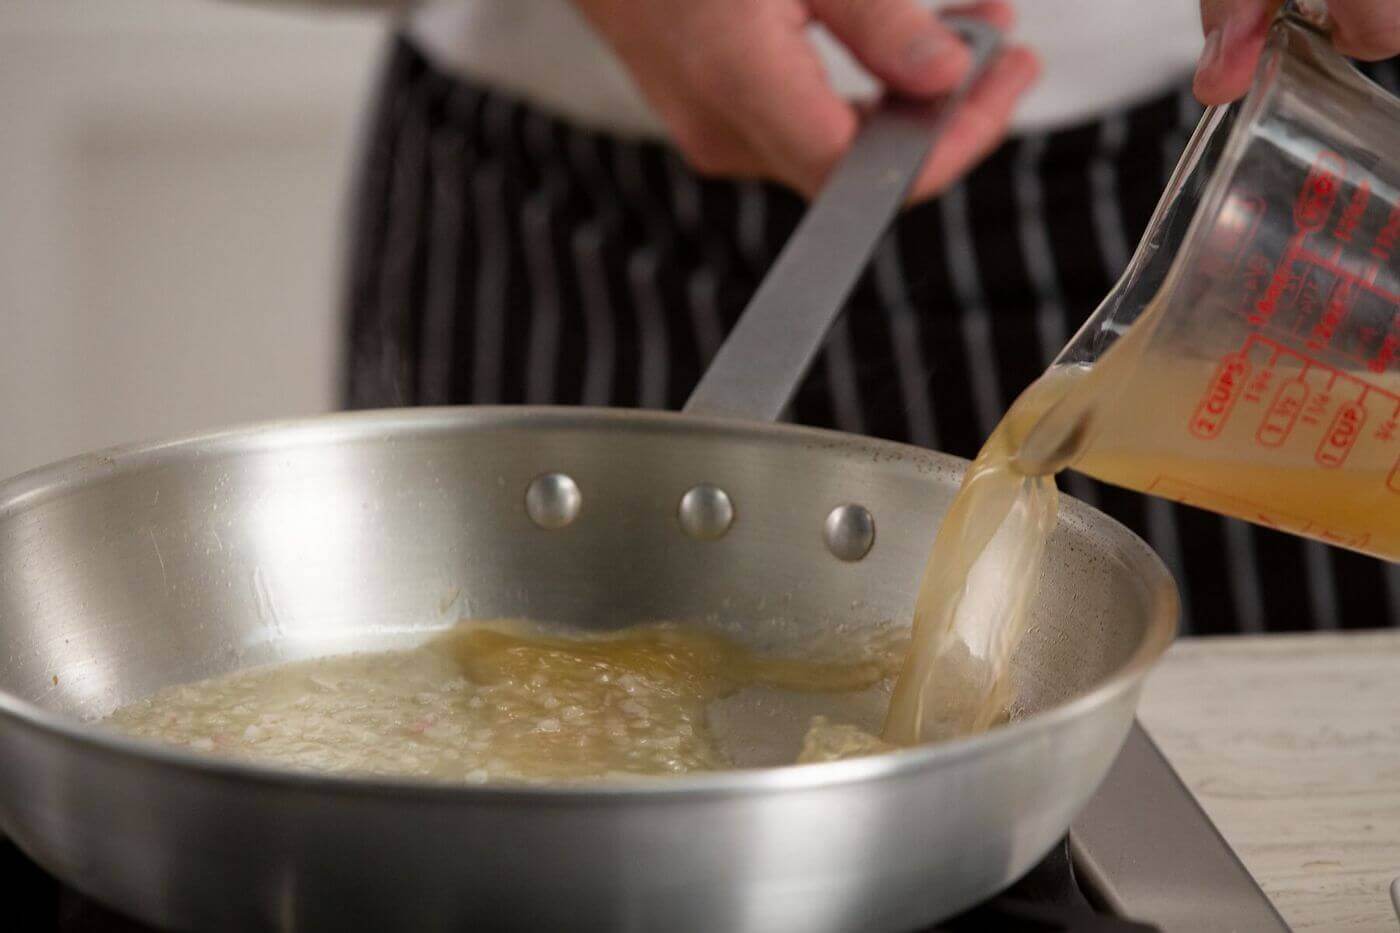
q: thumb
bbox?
[1194,0,1277,105]
[808,0,977,97]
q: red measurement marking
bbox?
[1316,400,1367,467]
[1294,247,1400,305]
[1241,332,1307,363]
[1389,455,1400,493]
[1294,269,1326,336]
[1371,323,1400,374]
[1294,152,1346,231]
[1256,378,1309,447]
[1241,333,1400,405]
[1242,252,1275,304]
[1306,280,1355,351]
[1301,389,1331,427]
[1141,475,1371,547]
[1191,353,1251,439]
[1151,470,1376,547]
[1251,232,1307,326]
[1309,525,1372,549]
[1370,203,1400,264]
[1332,181,1370,244]
[1243,367,1274,405]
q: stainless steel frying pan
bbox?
[0,23,1179,932]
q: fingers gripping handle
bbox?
[682,18,1002,422]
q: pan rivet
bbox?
[678,484,734,540]
[525,473,582,529]
[824,505,875,561]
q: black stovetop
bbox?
[5,834,1155,932]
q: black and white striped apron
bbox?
[345,35,1400,635]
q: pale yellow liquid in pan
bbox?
[106,622,903,781]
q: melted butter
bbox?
[105,621,899,782]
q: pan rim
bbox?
[0,405,1178,802]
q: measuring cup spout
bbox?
[1010,401,1094,477]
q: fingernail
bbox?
[985,47,1039,92]
[904,33,969,75]
[1222,0,1271,52]
[1197,2,1271,86]
[904,33,949,67]
[1196,26,1224,83]
[1010,53,1041,92]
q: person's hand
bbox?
[1195,0,1400,104]
[570,0,1039,200]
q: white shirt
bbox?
[408,0,1203,138]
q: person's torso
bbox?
[406,0,1204,139]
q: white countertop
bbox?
[1138,630,1400,931]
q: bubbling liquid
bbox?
[105,621,902,782]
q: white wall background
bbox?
[0,0,385,480]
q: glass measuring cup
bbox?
[1017,6,1400,560]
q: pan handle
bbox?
[682,17,1002,422]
